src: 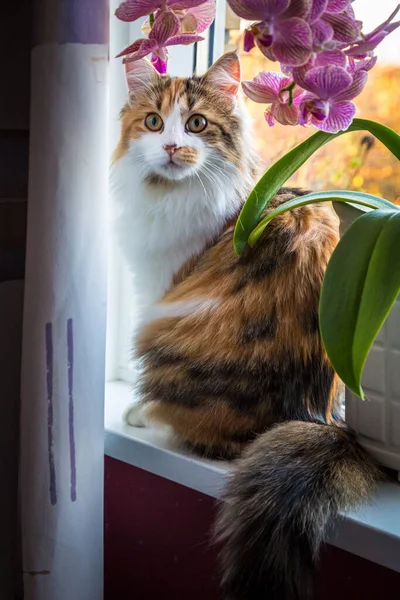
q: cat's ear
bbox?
[125,58,159,98]
[202,52,241,97]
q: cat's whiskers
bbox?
[202,162,233,185]
[200,163,234,195]
[194,171,211,206]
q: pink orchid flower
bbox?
[116,10,203,73]
[229,0,314,67]
[242,72,304,126]
[289,48,347,85]
[313,48,347,67]
[243,29,256,52]
[347,55,377,75]
[345,5,400,57]
[299,64,367,132]
[180,0,216,33]
[309,0,361,49]
[115,0,206,23]
[309,0,352,20]
[114,0,399,133]
[141,1,216,35]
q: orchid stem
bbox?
[279,81,296,107]
[149,12,155,27]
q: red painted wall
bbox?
[105,456,400,600]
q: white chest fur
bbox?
[111,153,242,318]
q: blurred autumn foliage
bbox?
[226,30,400,204]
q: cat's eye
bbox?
[186,114,207,133]
[145,113,163,132]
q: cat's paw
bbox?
[124,402,146,427]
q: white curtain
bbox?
[20,1,109,599]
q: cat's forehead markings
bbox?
[183,77,202,111]
[156,96,162,112]
[158,78,186,114]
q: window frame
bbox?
[105,3,400,573]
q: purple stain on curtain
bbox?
[34,0,109,46]
[45,322,57,506]
[61,0,109,44]
[67,318,77,502]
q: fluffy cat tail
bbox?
[216,421,381,600]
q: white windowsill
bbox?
[105,380,400,574]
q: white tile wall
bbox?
[346,300,400,470]
[362,346,386,393]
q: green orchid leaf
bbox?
[234,118,400,255]
[247,191,398,247]
[319,209,400,399]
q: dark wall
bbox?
[105,457,400,600]
[0,0,31,281]
[0,4,31,598]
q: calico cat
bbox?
[111,52,380,600]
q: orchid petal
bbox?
[180,12,198,33]
[165,33,204,46]
[270,101,301,125]
[280,0,312,20]
[346,3,356,19]
[346,19,400,55]
[255,39,277,61]
[292,65,308,88]
[156,46,167,61]
[273,18,313,66]
[264,109,277,126]
[384,19,400,35]
[315,100,356,132]
[169,0,206,8]
[270,72,294,91]
[242,72,285,102]
[116,39,142,58]
[335,69,367,101]
[363,4,400,39]
[151,52,168,74]
[244,29,256,51]
[121,39,157,62]
[348,55,378,73]
[302,95,330,121]
[141,16,152,37]
[345,41,379,56]
[299,92,320,123]
[311,18,334,46]
[309,0,328,22]
[115,0,161,22]
[303,65,352,98]
[227,0,290,21]
[314,49,346,67]
[324,11,362,43]
[347,31,387,54]
[150,10,181,44]
[292,86,306,100]
[186,0,216,33]
[281,64,294,77]
[325,0,351,13]
[300,106,312,126]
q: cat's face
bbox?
[116,53,244,183]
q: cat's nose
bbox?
[163,144,179,159]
